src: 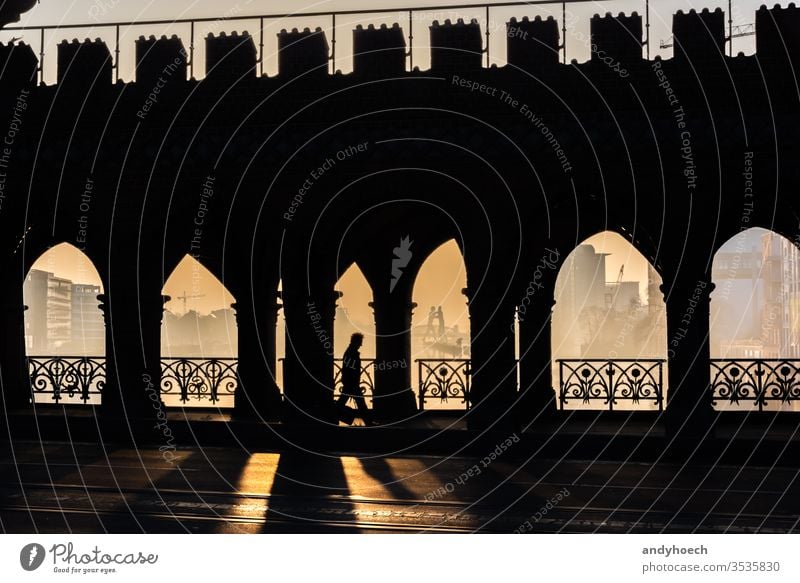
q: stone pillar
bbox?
[0,296,30,416]
[98,292,168,423]
[370,293,417,421]
[281,288,339,424]
[467,291,518,431]
[663,273,716,440]
[516,297,558,424]
[232,297,283,421]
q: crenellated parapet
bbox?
[353,23,406,77]
[672,8,726,64]
[506,16,559,71]
[3,4,800,87]
[277,27,329,79]
[205,31,257,82]
[756,2,800,63]
[590,12,643,65]
[0,41,37,85]
[430,18,483,73]
[57,38,113,88]
[136,35,187,86]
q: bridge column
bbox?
[282,288,338,424]
[98,292,167,426]
[232,296,283,421]
[467,292,518,431]
[370,292,418,421]
[517,297,558,425]
[0,295,30,417]
[663,272,716,442]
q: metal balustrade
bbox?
[333,358,376,405]
[28,356,105,404]
[160,357,238,405]
[710,359,800,412]
[558,359,665,411]
[417,358,471,410]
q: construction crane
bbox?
[659,23,755,49]
[175,291,205,314]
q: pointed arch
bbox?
[552,231,667,411]
[334,262,376,359]
[24,243,105,405]
[410,239,470,409]
[710,227,800,412]
[160,254,238,408]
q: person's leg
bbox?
[354,395,372,423]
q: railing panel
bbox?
[161,357,238,407]
[333,358,375,405]
[28,356,105,405]
[417,359,470,410]
[558,359,664,411]
[710,359,800,412]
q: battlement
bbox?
[136,35,187,85]
[277,27,329,79]
[353,23,406,77]
[205,31,257,82]
[0,41,36,85]
[673,8,726,63]
[756,2,800,62]
[57,38,113,87]
[4,4,800,87]
[590,12,643,65]
[430,18,483,73]
[506,16,560,71]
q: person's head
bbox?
[349,333,364,349]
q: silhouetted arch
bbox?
[552,231,667,411]
[334,262,376,359]
[710,227,800,412]
[161,255,238,408]
[411,239,470,409]
[24,243,105,405]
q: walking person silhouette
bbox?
[337,333,374,425]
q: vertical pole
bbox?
[645,0,650,60]
[728,0,733,57]
[659,360,664,412]
[114,25,120,83]
[418,360,422,410]
[189,21,195,79]
[562,2,567,64]
[607,361,614,412]
[408,10,414,71]
[485,5,490,68]
[331,13,336,74]
[39,28,44,85]
[259,17,264,77]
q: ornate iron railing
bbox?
[333,358,375,405]
[417,359,471,410]
[160,358,238,405]
[558,359,664,411]
[28,356,105,404]
[710,359,800,412]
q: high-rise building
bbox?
[69,284,104,355]
[23,269,103,355]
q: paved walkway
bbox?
[1,441,798,533]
